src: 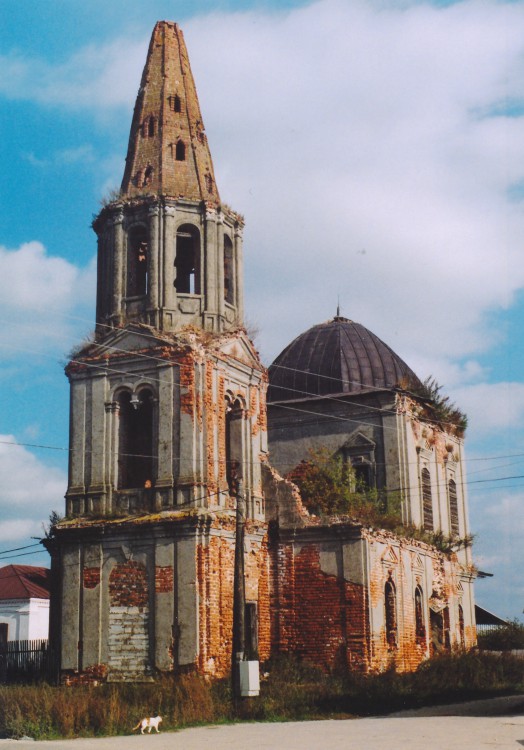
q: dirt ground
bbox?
[2,695,524,750]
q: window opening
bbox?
[458,604,465,649]
[174,225,200,295]
[175,140,186,161]
[168,94,182,112]
[385,579,397,649]
[117,389,154,490]
[127,227,148,297]
[415,586,425,645]
[0,623,8,649]
[421,467,433,530]
[224,235,234,305]
[143,164,154,186]
[352,458,372,490]
[205,173,214,194]
[448,478,459,536]
[226,399,244,495]
[245,602,259,660]
[148,116,156,137]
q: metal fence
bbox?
[0,639,55,683]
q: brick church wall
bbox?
[270,541,369,671]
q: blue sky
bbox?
[1,0,524,620]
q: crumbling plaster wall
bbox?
[396,394,472,565]
[66,329,267,521]
[268,521,476,673]
[56,513,270,683]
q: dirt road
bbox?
[2,695,524,750]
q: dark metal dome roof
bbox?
[268,316,421,402]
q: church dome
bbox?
[267,316,421,402]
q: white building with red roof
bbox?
[0,565,50,642]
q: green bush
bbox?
[478,621,524,651]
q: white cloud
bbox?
[23,145,96,169]
[0,37,146,111]
[454,382,524,435]
[184,0,524,365]
[0,242,96,361]
[2,1,524,371]
[0,436,66,547]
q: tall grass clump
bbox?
[1,652,523,739]
[0,675,230,740]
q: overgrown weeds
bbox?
[1,652,523,740]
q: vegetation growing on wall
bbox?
[290,449,473,552]
[289,449,401,521]
[407,376,468,437]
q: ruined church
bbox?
[46,21,477,683]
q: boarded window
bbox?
[448,479,459,536]
[224,235,234,305]
[385,580,397,649]
[127,227,148,297]
[421,467,433,531]
[415,586,425,645]
[117,389,154,490]
[174,224,200,294]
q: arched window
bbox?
[127,226,148,297]
[174,224,200,294]
[458,604,465,649]
[148,116,156,137]
[385,579,397,649]
[142,116,156,138]
[225,398,244,495]
[224,235,234,305]
[117,388,154,490]
[448,479,459,536]
[175,140,186,161]
[415,586,425,645]
[421,467,433,530]
[143,164,154,186]
[168,94,182,113]
[205,173,214,194]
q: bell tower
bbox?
[50,22,270,684]
[94,21,244,335]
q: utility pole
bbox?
[232,467,246,702]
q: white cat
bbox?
[132,716,163,734]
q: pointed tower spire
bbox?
[121,21,220,203]
[93,21,244,337]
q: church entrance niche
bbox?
[117,388,154,490]
[224,235,234,305]
[174,224,200,294]
[225,398,244,495]
[127,226,148,297]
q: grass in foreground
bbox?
[1,651,523,740]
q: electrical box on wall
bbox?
[239,660,260,697]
